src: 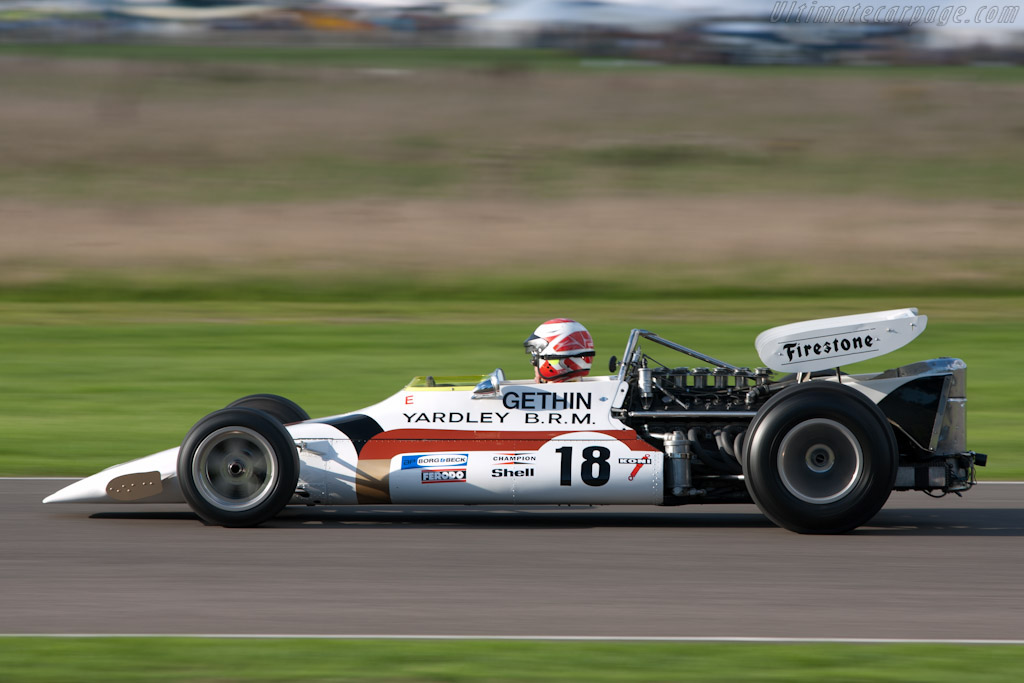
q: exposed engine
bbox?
[611,329,983,506]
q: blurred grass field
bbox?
[0,45,1021,479]
[1,296,1020,477]
[3,637,1024,682]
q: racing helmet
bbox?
[524,318,595,382]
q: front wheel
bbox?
[178,407,299,527]
[742,382,898,534]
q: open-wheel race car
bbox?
[45,308,986,534]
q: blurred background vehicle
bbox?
[1,0,1021,62]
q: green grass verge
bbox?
[1,638,1023,682]
[3,43,1024,80]
[1,295,1019,478]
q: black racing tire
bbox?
[178,407,299,527]
[742,381,898,534]
[226,394,309,425]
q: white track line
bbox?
[1,634,1023,644]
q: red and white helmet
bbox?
[524,319,595,382]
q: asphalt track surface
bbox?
[4,479,1023,640]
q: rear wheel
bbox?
[178,407,299,527]
[743,382,897,534]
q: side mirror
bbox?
[608,355,618,373]
[472,368,505,400]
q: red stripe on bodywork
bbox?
[358,429,655,460]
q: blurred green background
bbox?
[1,45,1021,477]
[2,637,1024,682]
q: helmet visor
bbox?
[523,334,546,356]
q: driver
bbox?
[523,319,595,383]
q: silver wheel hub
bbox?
[778,418,862,504]
[192,426,278,512]
[805,445,836,473]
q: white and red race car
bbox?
[45,308,985,534]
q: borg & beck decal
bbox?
[401,454,469,469]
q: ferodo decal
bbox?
[421,469,466,483]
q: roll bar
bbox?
[617,329,740,381]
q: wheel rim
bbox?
[777,418,862,504]
[191,426,279,512]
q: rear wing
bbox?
[755,308,927,373]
